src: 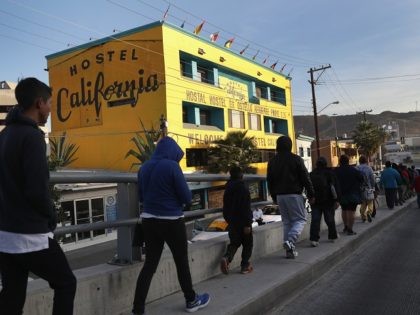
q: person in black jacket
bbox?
[335,154,364,235]
[309,157,340,246]
[267,136,314,259]
[0,78,76,314]
[220,166,254,275]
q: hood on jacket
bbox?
[276,136,292,153]
[152,136,184,162]
[5,105,38,129]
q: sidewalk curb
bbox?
[243,203,411,315]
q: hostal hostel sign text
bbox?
[56,48,160,124]
[185,90,287,119]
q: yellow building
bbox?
[46,21,295,173]
[312,139,359,167]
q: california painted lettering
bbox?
[57,69,159,122]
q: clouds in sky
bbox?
[1,0,420,115]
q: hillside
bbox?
[293,111,420,139]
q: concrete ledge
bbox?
[144,197,412,315]
[24,196,390,314]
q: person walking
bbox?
[414,173,420,208]
[309,157,340,246]
[334,155,364,235]
[267,136,314,259]
[392,163,404,205]
[0,78,77,315]
[131,136,210,315]
[356,155,375,223]
[381,161,402,209]
[220,166,254,275]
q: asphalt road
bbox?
[271,201,420,315]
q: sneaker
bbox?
[220,257,229,275]
[186,293,210,313]
[347,230,357,236]
[311,241,319,247]
[367,214,372,223]
[240,264,253,274]
[283,241,298,259]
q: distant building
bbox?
[0,81,17,129]
[296,134,314,172]
[0,80,49,135]
[312,138,359,168]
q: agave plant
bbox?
[125,120,162,170]
[48,132,79,236]
[49,131,79,170]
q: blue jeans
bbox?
[276,194,307,244]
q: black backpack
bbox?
[310,169,332,204]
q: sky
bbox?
[2,0,420,119]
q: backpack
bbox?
[310,169,332,204]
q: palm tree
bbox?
[125,120,162,170]
[206,130,259,174]
[353,120,387,162]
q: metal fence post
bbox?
[111,182,140,264]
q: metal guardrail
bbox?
[51,171,269,264]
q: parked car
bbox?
[190,205,281,242]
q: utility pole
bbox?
[308,64,331,159]
[356,109,372,122]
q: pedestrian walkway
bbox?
[137,199,414,315]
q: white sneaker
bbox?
[311,241,319,247]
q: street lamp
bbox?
[313,101,339,158]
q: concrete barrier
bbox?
[24,196,386,314]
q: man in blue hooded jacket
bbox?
[131,136,210,315]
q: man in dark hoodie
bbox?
[131,136,209,315]
[0,78,76,314]
[220,166,253,275]
[267,136,315,258]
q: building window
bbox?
[179,52,215,85]
[180,59,192,78]
[197,66,211,84]
[264,117,288,135]
[299,147,304,157]
[307,147,311,157]
[60,197,107,244]
[186,149,208,167]
[182,102,224,130]
[256,85,268,99]
[200,109,211,125]
[269,87,286,104]
[229,109,245,129]
[248,113,261,130]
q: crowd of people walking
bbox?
[1,85,418,315]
